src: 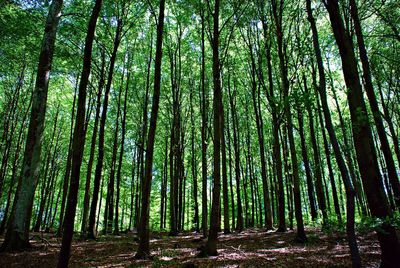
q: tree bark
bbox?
[56,0,102,266]
[297,107,317,221]
[135,0,165,258]
[1,0,63,252]
[114,60,130,235]
[349,0,400,208]
[228,78,244,232]
[203,0,222,256]
[81,50,105,234]
[88,16,123,239]
[271,0,306,241]
[306,1,362,264]
[324,1,400,266]
[199,5,208,238]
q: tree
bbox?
[271,0,306,242]
[349,0,400,208]
[135,0,166,258]
[324,0,400,266]
[202,0,223,256]
[87,14,123,239]
[57,0,103,266]
[1,0,63,252]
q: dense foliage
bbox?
[0,0,399,266]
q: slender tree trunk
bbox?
[88,17,123,239]
[221,104,230,233]
[135,0,165,258]
[34,108,60,231]
[297,108,317,221]
[271,0,306,241]
[56,0,102,266]
[228,78,244,232]
[203,0,222,256]
[81,51,106,234]
[169,122,177,234]
[247,38,272,229]
[316,95,341,222]
[160,137,168,229]
[260,14,286,232]
[96,175,104,233]
[129,148,136,230]
[199,5,208,238]
[305,80,327,223]
[331,79,367,216]
[114,62,130,235]
[190,85,200,232]
[226,111,235,229]
[105,76,123,234]
[306,1,361,264]
[57,81,78,237]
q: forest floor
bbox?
[0,228,381,267]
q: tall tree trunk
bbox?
[306,1,361,264]
[199,5,208,238]
[34,108,60,232]
[135,0,165,258]
[57,79,79,237]
[136,28,154,232]
[56,0,102,266]
[88,17,123,239]
[168,39,182,235]
[81,50,106,234]
[128,148,137,230]
[1,0,63,252]
[221,104,230,233]
[349,0,400,208]
[271,0,306,241]
[190,85,200,232]
[324,1,400,266]
[316,95,341,222]
[260,13,286,232]
[169,121,177,234]
[228,78,244,232]
[297,107,317,221]
[305,81,327,223]
[104,73,124,234]
[247,36,272,229]
[226,110,235,229]
[331,78,367,216]
[114,61,130,235]
[160,137,168,229]
[203,0,222,256]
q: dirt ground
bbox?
[0,228,381,267]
